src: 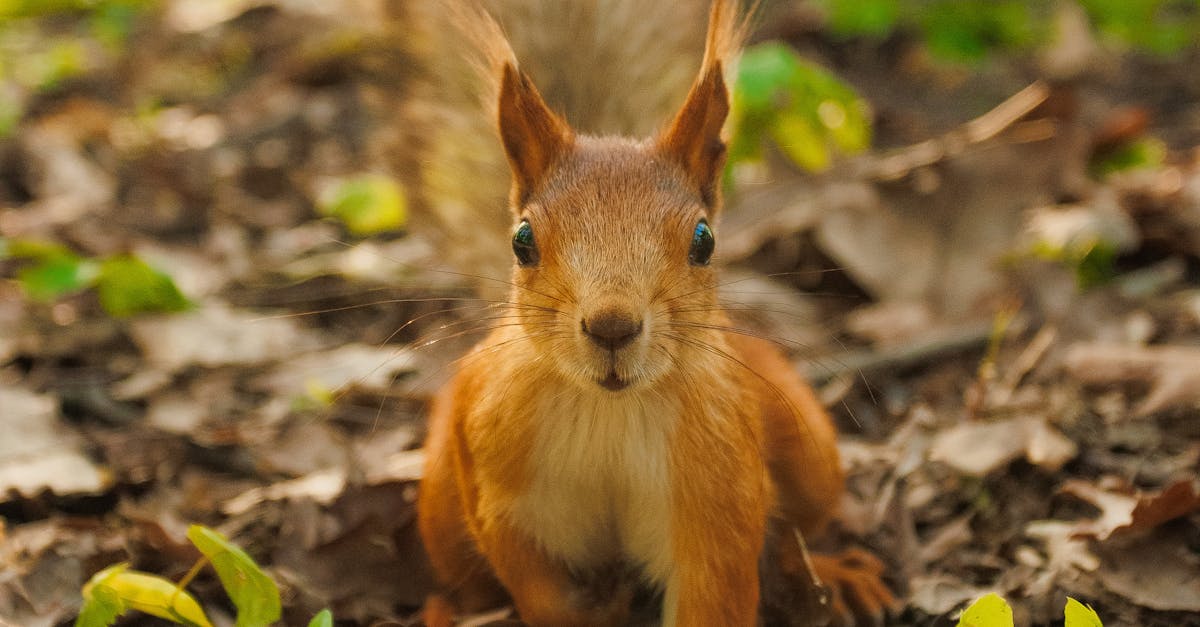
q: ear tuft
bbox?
[655,0,748,208]
[498,62,573,205]
[657,62,729,207]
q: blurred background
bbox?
[1,0,1199,625]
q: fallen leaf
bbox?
[78,564,214,627]
[1025,520,1100,575]
[0,385,112,499]
[929,416,1077,477]
[271,482,432,622]
[908,574,990,616]
[129,302,319,373]
[1064,343,1200,416]
[186,525,282,626]
[1062,478,1200,540]
[1064,597,1104,627]
[252,343,415,396]
[222,468,348,516]
[1119,479,1200,536]
[956,592,1013,627]
[1094,527,1200,612]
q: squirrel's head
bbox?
[491,1,745,393]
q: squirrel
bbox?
[415,1,896,625]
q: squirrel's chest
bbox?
[507,395,677,586]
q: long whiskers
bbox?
[655,330,842,478]
[326,235,572,305]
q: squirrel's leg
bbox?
[418,400,508,626]
[473,517,634,627]
[734,333,897,625]
[760,378,897,624]
[665,419,766,627]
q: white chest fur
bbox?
[507,389,678,586]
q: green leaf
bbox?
[957,592,1014,627]
[5,238,76,261]
[77,563,214,627]
[16,255,98,301]
[186,525,281,627]
[772,111,831,171]
[307,609,334,627]
[318,174,408,236]
[819,0,900,37]
[1073,240,1118,289]
[1064,597,1103,627]
[95,254,190,317]
[918,1,1040,64]
[1090,137,1167,178]
[76,568,124,627]
[730,42,872,172]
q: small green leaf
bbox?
[76,567,124,627]
[307,609,334,627]
[78,563,214,627]
[16,255,98,301]
[186,525,281,627]
[95,254,190,317]
[1064,597,1103,627]
[1073,241,1118,289]
[730,42,871,173]
[772,112,831,171]
[5,238,76,261]
[318,174,408,236]
[819,0,900,37]
[957,592,1014,627]
[1090,137,1166,178]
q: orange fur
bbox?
[417,2,890,625]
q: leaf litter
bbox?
[1,1,1199,626]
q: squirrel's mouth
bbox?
[598,370,629,391]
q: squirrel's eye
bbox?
[688,219,714,266]
[512,219,539,266]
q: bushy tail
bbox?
[396,0,732,287]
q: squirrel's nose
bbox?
[582,311,643,351]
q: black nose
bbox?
[582,311,643,351]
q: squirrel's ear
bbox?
[656,62,729,207]
[498,63,572,205]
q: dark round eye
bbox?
[688,219,715,266]
[512,219,539,266]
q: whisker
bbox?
[325,236,570,305]
[247,296,533,322]
[656,331,840,476]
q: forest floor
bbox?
[1,2,1199,626]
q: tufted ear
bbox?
[656,0,744,208]
[498,62,573,205]
[656,62,729,207]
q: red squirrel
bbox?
[417,2,895,624]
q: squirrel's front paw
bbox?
[810,548,897,627]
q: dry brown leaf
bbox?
[271,482,432,621]
[1062,478,1200,540]
[0,519,123,627]
[130,302,319,373]
[252,343,416,395]
[1026,520,1101,572]
[222,468,347,516]
[0,386,112,499]
[929,415,1077,477]
[1064,343,1200,416]
[917,514,975,566]
[1121,479,1200,536]
[1095,527,1200,612]
[907,574,990,615]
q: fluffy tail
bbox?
[396,0,745,287]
